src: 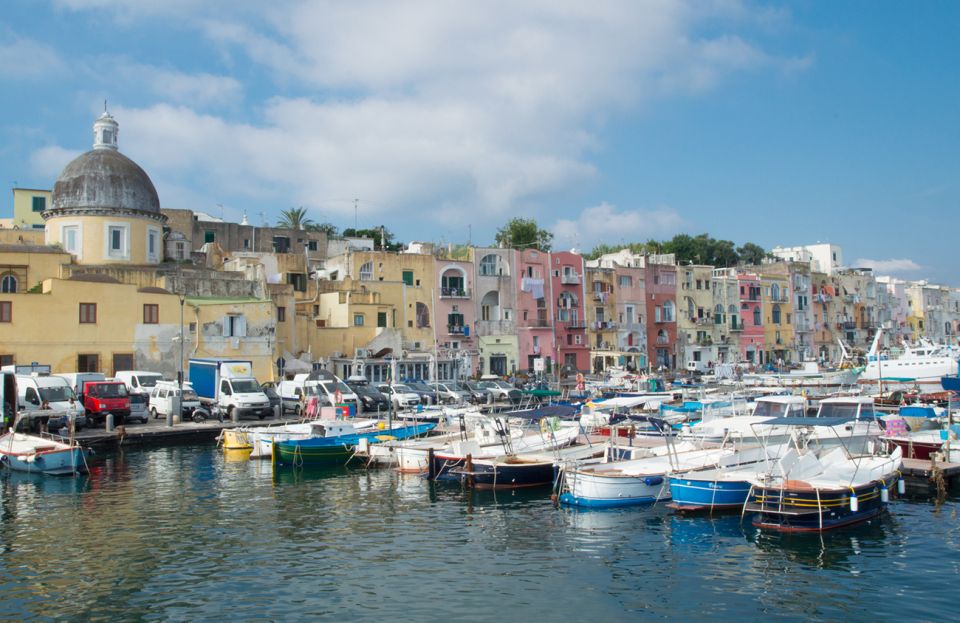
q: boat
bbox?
[223,417,382,458]
[743,417,902,532]
[679,394,808,444]
[272,422,436,467]
[667,444,788,512]
[0,428,87,475]
[881,413,960,461]
[861,330,959,388]
[444,444,605,490]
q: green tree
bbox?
[737,242,767,265]
[276,207,314,231]
[313,222,338,236]
[494,218,553,251]
[342,226,403,251]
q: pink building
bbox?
[738,273,765,364]
[434,259,477,373]
[516,249,554,372]
[550,251,590,371]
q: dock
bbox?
[900,457,960,496]
[70,415,304,450]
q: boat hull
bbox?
[668,477,751,510]
[451,458,557,490]
[273,423,435,467]
[559,470,669,508]
[745,474,897,533]
[0,446,86,475]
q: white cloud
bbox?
[37,2,807,232]
[854,258,923,274]
[552,202,683,250]
[0,33,64,78]
[30,146,81,179]
[111,62,243,107]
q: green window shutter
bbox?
[402,270,414,286]
[32,196,46,212]
[204,231,215,243]
[377,312,387,328]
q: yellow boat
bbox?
[221,429,252,451]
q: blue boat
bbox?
[273,422,435,466]
[668,466,757,512]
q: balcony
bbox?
[730,321,744,332]
[447,325,466,335]
[440,287,470,299]
[527,319,551,328]
[563,319,587,330]
[561,273,581,285]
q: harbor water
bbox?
[1,444,958,621]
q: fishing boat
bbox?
[0,427,87,475]
[443,444,604,490]
[223,418,382,458]
[667,444,788,512]
[743,417,902,532]
[272,422,436,467]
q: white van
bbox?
[277,373,359,415]
[149,381,201,420]
[115,370,164,395]
[16,374,86,430]
[57,372,107,399]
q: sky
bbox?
[1,1,957,284]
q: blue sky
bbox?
[1,1,957,283]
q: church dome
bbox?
[48,111,161,217]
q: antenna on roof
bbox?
[104,99,108,113]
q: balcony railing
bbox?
[528,319,551,328]
[440,287,470,298]
[560,273,581,285]
[564,319,587,330]
[447,325,466,335]
[730,321,744,331]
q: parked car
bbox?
[260,383,282,417]
[480,377,523,404]
[376,383,422,410]
[463,381,492,404]
[345,378,391,413]
[127,392,149,424]
[403,380,439,405]
[149,381,202,421]
[434,382,472,405]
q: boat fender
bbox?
[880,485,889,503]
[0,454,7,463]
[644,476,664,486]
[897,478,905,495]
[34,455,44,464]
[849,490,859,512]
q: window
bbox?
[77,354,99,373]
[272,236,290,253]
[753,307,761,326]
[772,304,781,324]
[480,254,505,277]
[662,300,675,322]
[204,230,215,244]
[618,275,632,287]
[222,314,247,337]
[80,303,97,324]
[147,229,159,261]
[113,354,133,375]
[32,196,46,212]
[415,302,430,328]
[0,355,12,366]
[143,304,159,324]
[62,225,80,255]
[175,242,186,261]
[354,313,365,327]
[377,312,387,328]
[288,273,306,292]
[277,306,286,322]
[359,262,373,281]
[0,274,16,293]
[0,301,10,323]
[308,240,318,251]
[402,270,414,286]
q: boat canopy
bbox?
[502,404,579,420]
[756,416,857,427]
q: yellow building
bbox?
[761,272,793,363]
[11,188,52,231]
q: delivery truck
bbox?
[187,358,273,420]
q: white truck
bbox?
[187,358,273,420]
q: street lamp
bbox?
[170,291,185,428]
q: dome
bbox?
[52,148,160,215]
[47,111,161,217]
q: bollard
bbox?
[106,412,115,432]
[274,404,281,420]
[231,407,240,423]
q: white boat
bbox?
[0,430,87,475]
[861,330,959,387]
[222,418,381,459]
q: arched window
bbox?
[359,262,373,281]
[753,307,761,326]
[657,329,668,344]
[558,291,578,308]
[480,290,500,321]
[772,304,781,324]
[662,300,675,322]
[415,302,430,328]
[479,254,508,277]
[0,274,17,293]
[771,283,780,301]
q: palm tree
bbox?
[276,207,315,231]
